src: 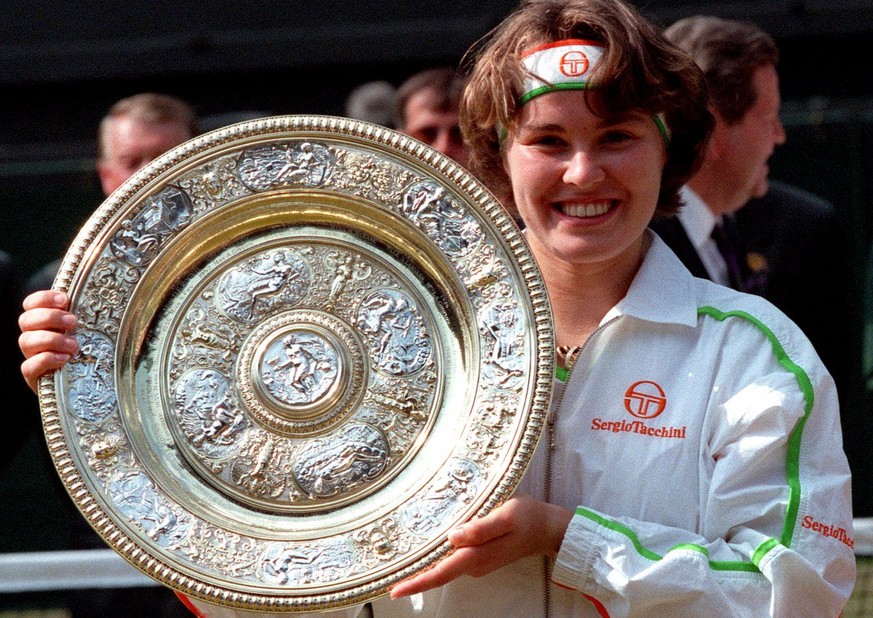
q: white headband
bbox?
[521,39,605,105]
[518,39,671,147]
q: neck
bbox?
[687,171,741,217]
[531,235,648,347]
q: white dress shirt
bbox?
[676,186,730,286]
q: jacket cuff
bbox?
[551,511,599,591]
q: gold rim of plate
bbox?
[38,115,554,611]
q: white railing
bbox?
[0,548,156,593]
[1,518,871,594]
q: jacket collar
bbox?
[602,231,700,327]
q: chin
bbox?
[750,176,770,200]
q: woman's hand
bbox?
[19,290,79,393]
[390,494,573,598]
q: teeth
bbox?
[562,202,610,218]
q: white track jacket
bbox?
[188,233,855,617]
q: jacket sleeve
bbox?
[551,333,856,617]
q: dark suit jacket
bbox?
[647,215,710,280]
[0,251,37,470]
[736,182,870,515]
[651,182,851,385]
[733,181,854,391]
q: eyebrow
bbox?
[519,113,649,132]
[517,122,565,133]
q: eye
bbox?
[412,128,438,145]
[602,129,635,144]
[528,133,567,149]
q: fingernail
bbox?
[52,292,67,306]
[61,314,78,330]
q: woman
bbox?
[20,0,855,615]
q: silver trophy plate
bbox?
[39,116,553,611]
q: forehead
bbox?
[104,116,190,150]
[516,90,650,127]
[404,90,459,126]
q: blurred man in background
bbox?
[26,93,198,292]
[19,92,198,617]
[650,16,786,291]
[393,67,468,167]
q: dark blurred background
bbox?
[2,0,872,288]
[2,0,872,289]
[1,0,871,611]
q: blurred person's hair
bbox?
[393,67,466,130]
[345,80,397,127]
[665,16,779,124]
[98,93,199,160]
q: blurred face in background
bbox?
[714,65,786,210]
[97,115,192,196]
[401,88,469,167]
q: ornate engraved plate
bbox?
[38,116,553,612]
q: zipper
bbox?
[542,317,619,618]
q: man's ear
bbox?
[705,110,729,162]
[96,160,111,193]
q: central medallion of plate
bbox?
[239,310,364,435]
[162,231,442,514]
[259,328,341,409]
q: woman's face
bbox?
[504,91,666,271]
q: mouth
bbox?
[556,200,613,219]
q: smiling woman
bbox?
[17,0,857,616]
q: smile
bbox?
[558,201,612,218]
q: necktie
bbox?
[711,222,744,291]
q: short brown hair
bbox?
[665,16,779,125]
[461,0,713,216]
[393,67,467,130]
[98,93,198,160]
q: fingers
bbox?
[19,306,77,335]
[390,546,483,598]
[391,509,518,598]
[21,352,72,393]
[389,497,575,599]
[19,330,79,392]
[22,290,69,312]
[19,329,79,360]
[18,291,78,394]
[448,511,513,548]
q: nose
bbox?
[563,149,605,187]
[433,130,452,155]
[774,117,787,146]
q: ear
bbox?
[96,160,112,195]
[705,111,730,162]
[96,160,122,197]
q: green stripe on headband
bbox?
[519,82,592,106]
[513,84,672,150]
[653,114,671,149]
